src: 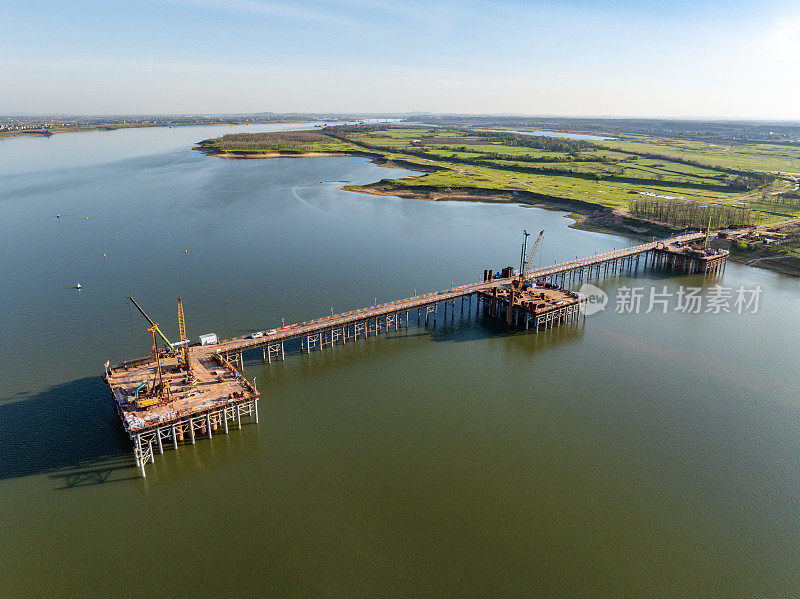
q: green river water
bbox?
[1,124,799,596]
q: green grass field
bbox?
[595,137,800,173]
[203,125,800,228]
[208,131,357,154]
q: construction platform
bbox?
[105,348,258,477]
[653,240,729,276]
[478,277,585,331]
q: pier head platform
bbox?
[478,271,584,331]
[652,239,729,276]
[106,350,258,477]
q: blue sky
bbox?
[1,0,799,118]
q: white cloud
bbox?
[761,14,800,60]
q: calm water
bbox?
[1,125,799,597]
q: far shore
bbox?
[0,119,315,139]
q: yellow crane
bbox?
[135,323,169,408]
[176,296,194,381]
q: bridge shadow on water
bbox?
[0,376,137,488]
[250,313,586,377]
[427,313,586,352]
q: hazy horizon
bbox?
[5,112,800,125]
[2,0,799,119]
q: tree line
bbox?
[472,131,593,154]
[615,149,777,189]
[757,190,800,207]
[628,197,754,228]
[435,146,597,163]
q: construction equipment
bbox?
[519,230,545,284]
[127,296,174,350]
[133,379,158,408]
[127,323,170,409]
[133,380,150,399]
[135,395,157,409]
[176,297,193,381]
[135,323,169,408]
[518,230,531,275]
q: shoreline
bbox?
[0,119,316,140]
[197,147,800,277]
[342,180,679,240]
[217,151,350,159]
[194,141,354,160]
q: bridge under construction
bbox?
[104,230,728,477]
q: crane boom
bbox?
[521,230,545,281]
[176,296,193,378]
[126,296,174,349]
[177,297,187,345]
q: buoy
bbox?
[84,217,88,221]
[75,283,82,289]
[103,253,107,258]
[185,249,188,254]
